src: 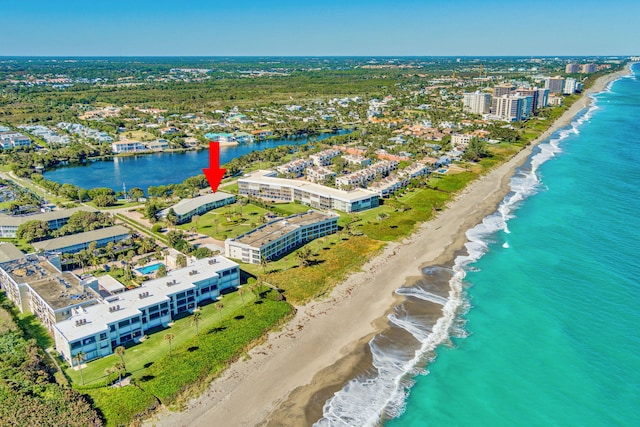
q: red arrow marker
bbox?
[202,141,227,193]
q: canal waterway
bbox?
[44,131,351,192]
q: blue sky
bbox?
[1,0,638,56]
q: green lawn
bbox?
[269,201,313,216]
[75,293,293,426]
[179,203,270,239]
[66,288,256,386]
[243,234,385,304]
[179,201,311,240]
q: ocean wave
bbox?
[315,91,603,427]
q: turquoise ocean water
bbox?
[317,63,640,426]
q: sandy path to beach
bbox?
[145,67,629,427]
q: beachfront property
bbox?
[112,140,147,154]
[563,78,582,94]
[158,192,236,224]
[545,76,565,94]
[53,256,239,364]
[0,247,100,332]
[225,210,338,264]
[0,206,98,238]
[493,94,529,122]
[31,225,131,254]
[239,170,380,213]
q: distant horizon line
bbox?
[0,54,630,59]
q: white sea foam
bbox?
[315,93,603,427]
[396,287,448,306]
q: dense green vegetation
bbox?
[0,294,103,426]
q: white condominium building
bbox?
[0,250,100,332]
[238,170,379,213]
[53,256,240,364]
[462,91,492,114]
[494,95,528,122]
[225,210,338,264]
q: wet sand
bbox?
[144,66,630,427]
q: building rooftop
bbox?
[32,225,130,252]
[231,211,336,249]
[1,255,96,310]
[0,206,98,227]
[0,242,25,263]
[53,255,238,342]
[241,170,377,203]
[97,275,126,295]
[161,192,235,217]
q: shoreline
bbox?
[145,66,630,427]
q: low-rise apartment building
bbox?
[225,210,338,264]
[239,170,379,213]
[32,225,131,254]
[0,249,99,332]
[0,206,98,238]
[52,256,240,364]
[159,192,236,224]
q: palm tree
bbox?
[114,362,125,383]
[260,256,269,273]
[238,288,246,305]
[115,346,126,370]
[104,367,113,387]
[164,333,175,356]
[191,308,202,336]
[296,247,313,267]
[215,302,224,322]
[73,351,86,385]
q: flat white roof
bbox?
[240,170,377,203]
[53,255,238,342]
[97,275,126,293]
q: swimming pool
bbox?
[136,263,164,275]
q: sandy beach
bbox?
[145,66,630,427]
